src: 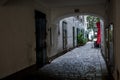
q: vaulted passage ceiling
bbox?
[0,0,8,5]
[39,0,107,7]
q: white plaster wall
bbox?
[106,0,120,79]
[0,0,51,79]
[65,17,74,49]
[100,20,105,55]
[49,24,59,57]
[112,0,120,79]
[57,21,64,52]
[56,16,86,55]
[57,17,75,52]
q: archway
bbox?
[41,14,109,79]
[48,11,108,58]
[54,13,105,24]
[53,13,106,56]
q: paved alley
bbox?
[39,42,108,80]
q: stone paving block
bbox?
[40,42,108,80]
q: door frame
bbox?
[73,27,75,47]
[35,10,47,68]
[62,21,67,50]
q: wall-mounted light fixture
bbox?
[74,9,80,13]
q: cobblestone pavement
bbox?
[40,42,108,80]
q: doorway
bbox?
[35,10,47,68]
[76,28,80,46]
[62,21,67,49]
[73,27,75,47]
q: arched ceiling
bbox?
[0,0,8,5]
[38,0,107,8]
[54,13,105,24]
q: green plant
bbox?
[77,32,88,46]
[87,16,100,38]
